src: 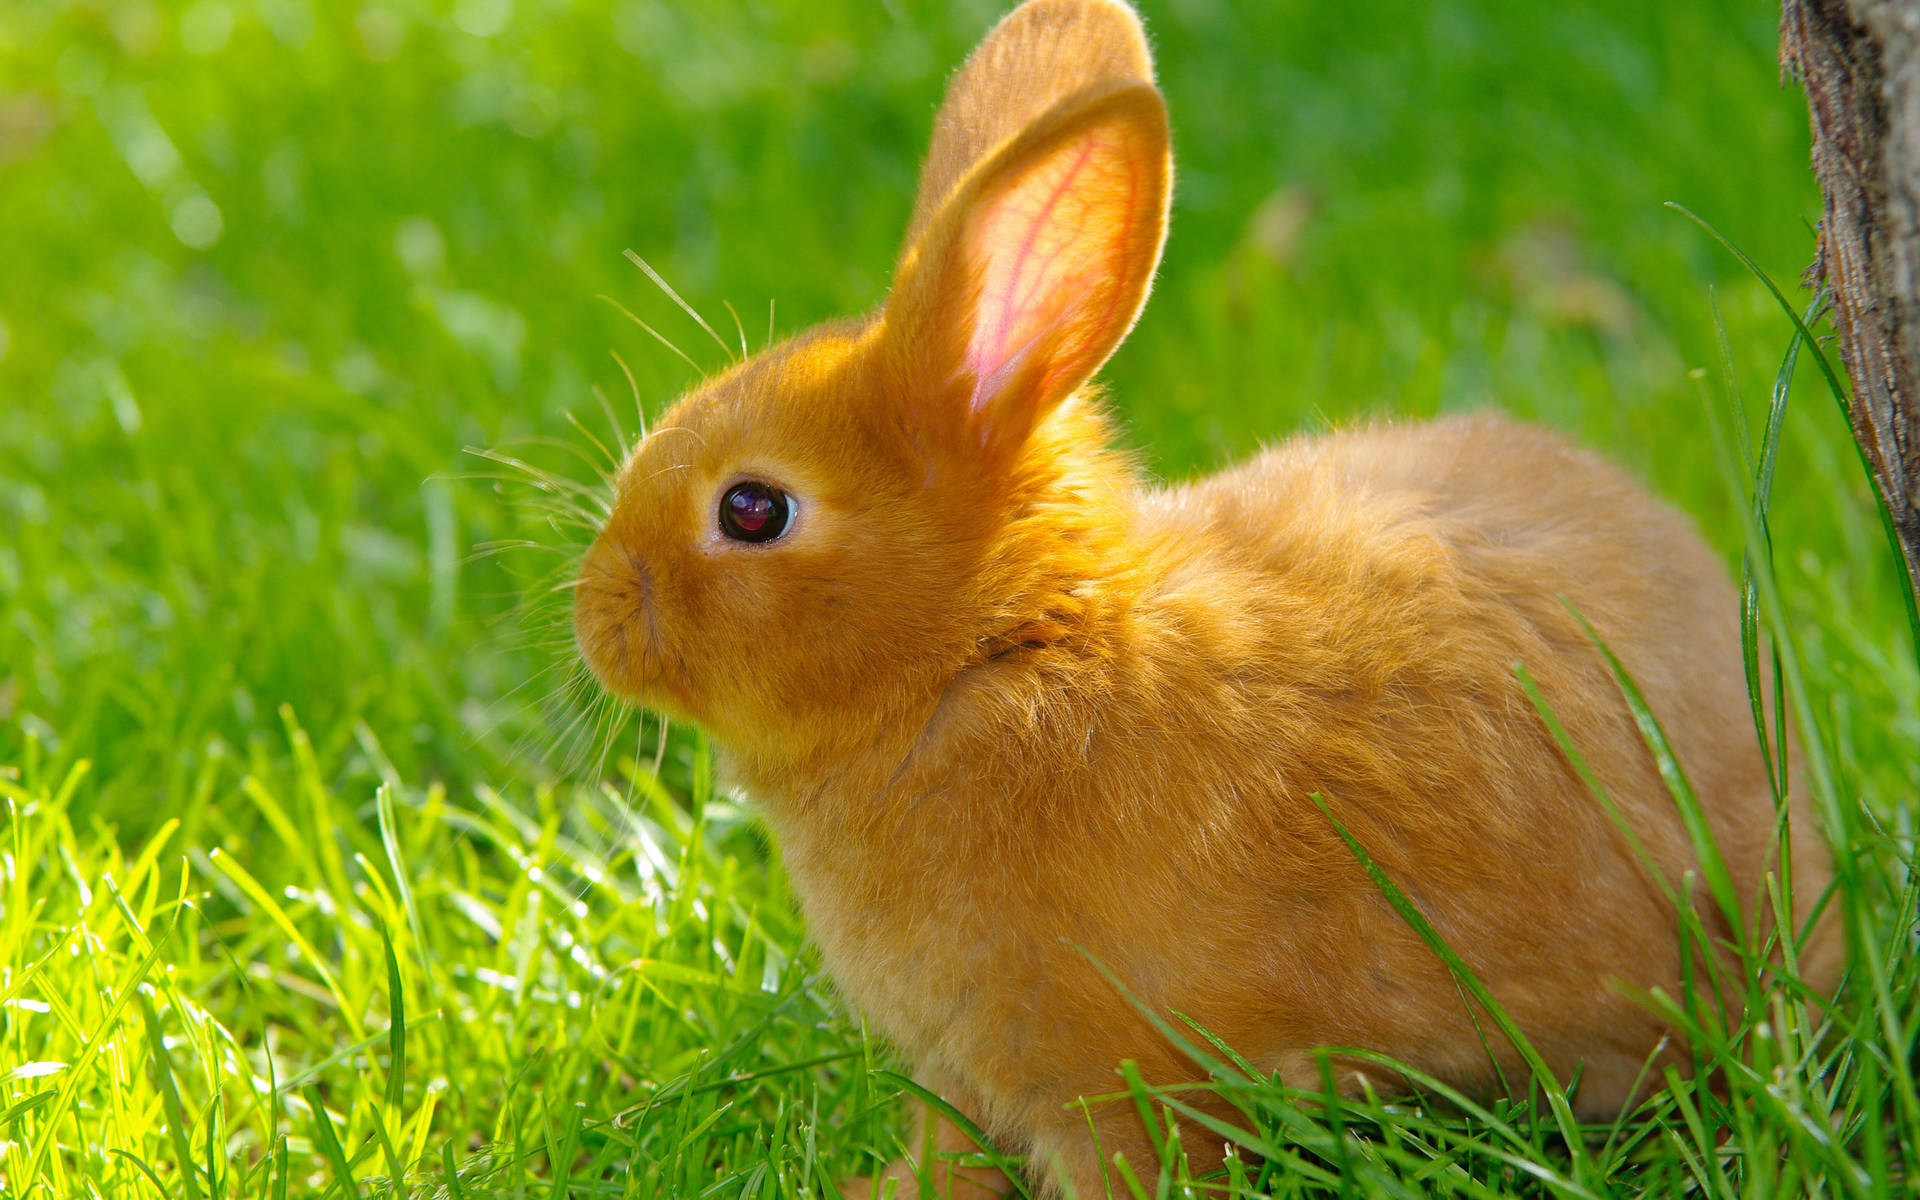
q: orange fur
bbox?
[573,1,1837,1194]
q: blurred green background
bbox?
[5,0,1908,825]
[2,0,1916,1194]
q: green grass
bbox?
[2,0,1916,1196]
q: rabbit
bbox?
[572,0,1838,1194]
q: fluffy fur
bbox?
[573,1,1837,1194]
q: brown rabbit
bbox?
[573,0,1836,1194]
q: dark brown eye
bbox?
[719,481,793,543]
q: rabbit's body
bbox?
[573,1,1834,1193]
[743,406,1822,1191]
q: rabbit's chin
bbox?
[574,620,697,720]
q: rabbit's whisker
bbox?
[721,299,749,361]
[624,249,736,364]
[607,351,650,444]
[599,293,704,377]
[561,412,621,483]
[647,424,708,453]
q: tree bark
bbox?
[1781,0,1920,603]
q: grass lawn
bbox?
[3,0,1917,1195]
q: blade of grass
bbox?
[305,1084,364,1200]
[870,1070,1032,1198]
[23,924,171,1184]
[1559,603,1748,955]
[136,989,207,1200]
[205,847,364,1040]
[1514,661,1680,910]
[440,1144,469,1200]
[1668,201,1920,672]
[1304,792,1595,1184]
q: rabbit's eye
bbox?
[719,481,793,543]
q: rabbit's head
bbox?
[575,0,1170,764]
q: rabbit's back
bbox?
[1146,411,1767,859]
[1144,410,1808,892]
[1111,412,1833,1097]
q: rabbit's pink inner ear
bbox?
[962,122,1155,421]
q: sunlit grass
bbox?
[2,723,899,1197]
[2,0,1916,1195]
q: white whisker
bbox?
[599,293,704,376]
[641,462,694,486]
[563,411,620,482]
[608,350,649,443]
[648,423,709,453]
[625,249,734,363]
[465,447,615,509]
[721,298,749,361]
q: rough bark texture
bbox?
[1781,0,1920,601]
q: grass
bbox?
[1,0,1916,1195]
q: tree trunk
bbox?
[1780,0,1920,603]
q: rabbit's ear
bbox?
[904,0,1156,250]
[885,77,1170,465]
